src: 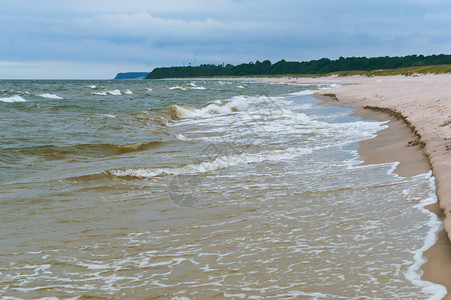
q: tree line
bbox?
[145,54,451,79]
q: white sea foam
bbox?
[107,147,313,178]
[289,89,318,96]
[404,172,448,299]
[176,134,188,141]
[169,86,186,91]
[287,84,342,97]
[108,89,122,96]
[189,82,206,90]
[0,95,26,103]
[93,90,122,96]
[171,96,250,119]
[295,103,314,110]
[328,83,342,88]
[38,93,63,99]
[168,92,386,151]
[146,88,153,92]
[124,89,133,95]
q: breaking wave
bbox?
[189,82,206,90]
[38,93,64,99]
[93,89,123,96]
[169,86,186,91]
[6,141,165,160]
[107,147,313,178]
[0,95,26,103]
[170,96,249,119]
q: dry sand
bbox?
[262,74,451,297]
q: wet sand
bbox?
[262,75,451,298]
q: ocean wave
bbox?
[189,82,206,90]
[176,134,188,141]
[124,89,133,95]
[101,114,116,119]
[107,147,313,178]
[92,89,122,96]
[104,141,163,154]
[132,111,169,126]
[132,96,249,124]
[168,86,186,91]
[38,93,64,99]
[170,96,249,119]
[108,89,122,95]
[0,95,27,103]
[289,89,318,96]
[5,141,165,160]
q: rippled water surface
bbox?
[0,80,445,299]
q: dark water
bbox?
[0,80,445,299]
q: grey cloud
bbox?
[1,0,451,78]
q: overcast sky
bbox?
[1,0,451,79]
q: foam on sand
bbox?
[404,172,448,299]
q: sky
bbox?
[1,0,451,79]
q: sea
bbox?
[0,79,447,299]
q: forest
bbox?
[145,54,451,79]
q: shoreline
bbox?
[261,75,451,297]
[315,93,451,297]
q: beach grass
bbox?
[324,64,451,77]
[191,65,451,79]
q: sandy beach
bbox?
[262,74,451,297]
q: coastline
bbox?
[316,92,451,297]
[262,75,451,297]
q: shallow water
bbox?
[0,79,446,299]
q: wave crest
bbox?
[170,96,250,119]
[0,95,26,103]
[38,93,63,99]
[107,147,313,178]
[5,141,164,161]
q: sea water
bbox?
[0,79,446,299]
